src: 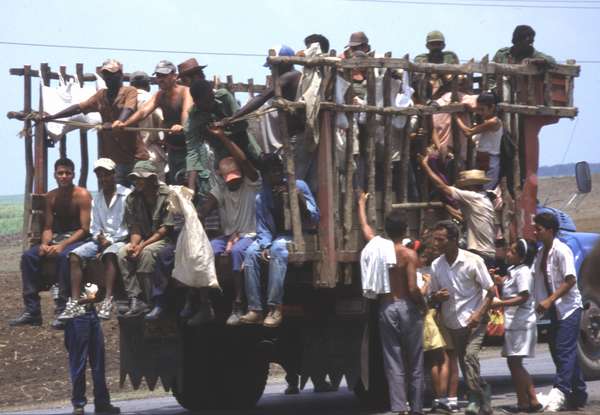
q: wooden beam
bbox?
[76,63,89,188]
[498,103,577,117]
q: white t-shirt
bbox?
[210,176,262,236]
[430,249,495,330]
[474,124,503,155]
[532,238,583,320]
[450,187,496,256]
[360,236,396,299]
[502,264,537,330]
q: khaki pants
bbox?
[117,240,169,300]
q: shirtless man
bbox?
[114,60,193,184]
[357,193,427,414]
[9,158,92,329]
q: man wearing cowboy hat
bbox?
[42,59,149,186]
[116,160,175,318]
[177,58,207,86]
[419,155,496,266]
[114,60,193,185]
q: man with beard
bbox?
[493,25,556,65]
[114,60,193,184]
[9,158,92,329]
[42,59,149,186]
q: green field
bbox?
[0,195,23,236]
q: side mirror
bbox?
[575,161,592,194]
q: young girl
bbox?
[490,238,542,413]
[455,91,503,190]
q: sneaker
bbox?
[499,405,523,414]
[8,311,42,327]
[239,310,264,325]
[122,298,150,318]
[72,406,84,415]
[437,401,458,414]
[544,388,566,412]
[98,297,114,320]
[226,302,244,326]
[58,298,86,321]
[447,402,459,413]
[94,403,120,414]
[263,307,283,328]
[527,403,544,413]
[144,305,164,321]
[187,302,215,326]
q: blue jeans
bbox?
[64,309,110,408]
[152,242,176,305]
[244,235,291,311]
[549,307,587,406]
[210,235,254,272]
[21,242,85,314]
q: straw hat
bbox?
[456,170,491,187]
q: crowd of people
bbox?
[6,25,580,415]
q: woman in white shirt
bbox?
[490,239,542,413]
[454,92,503,190]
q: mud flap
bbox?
[119,316,181,391]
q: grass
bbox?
[0,196,23,236]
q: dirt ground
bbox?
[0,175,598,412]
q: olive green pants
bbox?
[117,240,169,300]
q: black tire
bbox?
[173,325,269,411]
[577,241,600,380]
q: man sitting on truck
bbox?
[58,158,131,321]
[117,160,175,318]
[533,212,587,411]
[419,154,497,267]
[114,60,193,185]
[9,158,92,329]
[493,25,556,65]
[357,192,427,415]
[41,59,149,187]
[198,125,261,326]
[240,153,319,328]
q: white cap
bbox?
[94,158,116,172]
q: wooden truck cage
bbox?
[7,63,269,249]
[264,52,579,289]
[7,56,579,286]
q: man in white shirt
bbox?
[533,212,587,411]
[59,158,131,321]
[429,220,495,415]
[420,155,496,266]
[199,127,261,326]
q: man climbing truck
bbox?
[6,48,599,412]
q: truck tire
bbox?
[577,242,600,380]
[173,325,269,411]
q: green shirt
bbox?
[492,46,556,64]
[414,51,460,64]
[184,88,262,174]
[124,184,174,240]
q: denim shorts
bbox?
[70,240,125,261]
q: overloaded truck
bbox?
[7,52,599,411]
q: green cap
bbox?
[426,30,445,44]
[128,160,158,180]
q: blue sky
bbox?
[1,0,599,195]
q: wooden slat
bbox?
[22,65,33,249]
[382,66,393,216]
[498,103,577,117]
[365,68,377,226]
[343,69,356,249]
[76,63,89,188]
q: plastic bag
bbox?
[41,75,102,141]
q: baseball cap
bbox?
[100,59,123,73]
[426,30,445,44]
[218,157,242,183]
[263,45,295,67]
[177,58,207,77]
[130,70,150,83]
[93,158,116,172]
[346,31,369,48]
[128,160,159,180]
[153,60,177,75]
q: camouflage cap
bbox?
[426,30,445,44]
[128,160,158,180]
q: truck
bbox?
[7,52,599,412]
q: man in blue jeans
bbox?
[533,212,587,411]
[65,307,120,415]
[240,153,319,328]
[9,158,92,330]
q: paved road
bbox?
[5,345,600,415]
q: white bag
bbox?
[41,75,102,141]
[169,186,220,289]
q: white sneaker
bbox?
[57,298,85,321]
[544,388,566,412]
